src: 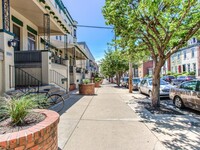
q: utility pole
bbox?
[129,61,133,93]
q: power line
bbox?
[76,25,113,29]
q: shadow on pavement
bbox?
[133,101,200,150]
[58,94,84,116]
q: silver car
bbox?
[138,78,174,97]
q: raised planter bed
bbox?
[79,83,95,95]
[69,83,76,91]
[0,109,59,150]
[95,82,100,88]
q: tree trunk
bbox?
[116,72,120,86]
[151,59,165,108]
[129,62,133,93]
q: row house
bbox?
[0,0,97,95]
[170,38,200,76]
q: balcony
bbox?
[70,66,74,73]
[14,51,42,64]
[76,67,82,73]
[51,55,66,65]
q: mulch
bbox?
[138,101,183,115]
[0,112,46,134]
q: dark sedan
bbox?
[171,75,196,85]
[169,80,200,111]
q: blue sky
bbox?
[63,0,114,61]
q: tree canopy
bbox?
[103,0,200,107]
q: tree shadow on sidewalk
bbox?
[133,100,200,150]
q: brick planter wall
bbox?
[95,82,100,88]
[0,109,59,150]
[69,84,76,91]
[79,83,95,95]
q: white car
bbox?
[138,78,174,98]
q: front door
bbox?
[13,24,20,51]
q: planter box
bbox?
[0,109,59,150]
[95,82,100,88]
[79,83,95,95]
[69,84,76,91]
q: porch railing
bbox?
[50,70,67,91]
[70,66,74,73]
[9,65,42,93]
[51,55,65,65]
[14,51,42,64]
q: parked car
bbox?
[171,75,196,85]
[120,77,129,87]
[138,78,174,98]
[161,75,175,83]
[169,80,200,111]
[127,78,141,90]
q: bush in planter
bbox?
[94,77,101,83]
[82,79,90,84]
[0,95,49,125]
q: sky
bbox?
[63,0,114,61]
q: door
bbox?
[13,24,20,51]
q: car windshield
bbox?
[148,79,168,85]
[178,76,186,79]
[132,79,140,83]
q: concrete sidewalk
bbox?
[57,80,166,150]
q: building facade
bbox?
[0,0,97,94]
[170,38,200,76]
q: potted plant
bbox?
[79,79,95,95]
[0,95,59,150]
[94,77,101,87]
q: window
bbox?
[193,38,196,43]
[28,32,36,51]
[187,64,190,72]
[193,63,196,72]
[74,29,77,38]
[56,36,58,40]
[184,50,186,60]
[59,36,62,41]
[191,48,195,58]
[13,24,20,51]
[177,53,180,59]
[175,66,177,73]
[180,81,197,91]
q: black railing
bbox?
[14,51,42,64]
[85,69,88,74]
[76,67,82,73]
[70,66,74,73]
[50,70,67,91]
[51,55,65,65]
[9,65,42,93]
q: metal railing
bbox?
[76,67,82,73]
[9,65,42,93]
[51,55,65,65]
[14,50,42,64]
[50,70,67,91]
[70,66,74,73]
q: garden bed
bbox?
[138,101,183,115]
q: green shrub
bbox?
[0,95,38,125]
[82,79,90,84]
[95,78,101,82]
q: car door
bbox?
[140,79,146,93]
[194,81,200,110]
[142,79,149,94]
[180,81,197,109]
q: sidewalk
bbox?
[57,80,166,150]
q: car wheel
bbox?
[148,91,152,99]
[174,96,184,108]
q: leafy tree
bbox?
[100,49,129,85]
[103,0,200,107]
